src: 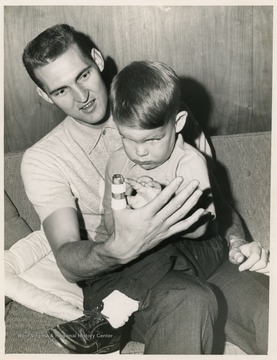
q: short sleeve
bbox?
[176,150,216,217]
[21,148,77,223]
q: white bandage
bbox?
[111,174,127,210]
[101,290,139,328]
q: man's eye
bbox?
[147,139,159,143]
[80,70,91,82]
[54,89,66,97]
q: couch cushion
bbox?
[211,132,271,247]
[5,231,83,321]
[4,191,32,250]
[4,191,33,305]
[5,302,64,354]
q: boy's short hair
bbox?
[22,24,92,89]
[110,61,180,129]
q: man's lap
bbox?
[208,259,269,354]
[83,235,225,309]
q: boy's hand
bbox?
[125,176,162,209]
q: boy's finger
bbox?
[143,177,184,216]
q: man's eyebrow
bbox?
[49,66,92,95]
[76,65,91,81]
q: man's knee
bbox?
[147,271,218,318]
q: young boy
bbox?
[97,60,225,329]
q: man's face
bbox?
[34,44,108,125]
[117,121,177,170]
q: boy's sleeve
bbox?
[176,150,216,218]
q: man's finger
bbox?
[238,252,260,272]
[229,248,245,264]
[151,178,200,220]
[255,262,270,275]
[246,248,269,272]
[166,208,205,238]
[159,188,203,226]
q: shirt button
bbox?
[102,129,106,135]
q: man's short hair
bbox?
[110,61,180,129]
[22,24,92,89]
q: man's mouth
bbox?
[80,99,96,112]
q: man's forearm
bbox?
[55,236,122,283]
[211,172,246,244]
[224,207,246,244]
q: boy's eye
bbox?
[122,137,132,144]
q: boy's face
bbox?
[34,44,108,126]
[117,121,177,170]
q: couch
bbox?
[4,131,271,354]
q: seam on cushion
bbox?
[211,131,271,141]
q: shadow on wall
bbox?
[179,77,254,243]
[180,77,216,136]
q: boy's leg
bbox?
[173,234,227,279]
[208,259,269,354]
[83,241,179,310]
[47,244,177,354]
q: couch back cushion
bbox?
[4,131,271,248]
[4,152,40,231]
[212,132,271,247]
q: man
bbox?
[21,24,269,354]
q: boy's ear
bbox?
[175,111,188,133]
[91,48,105,72]
[36,87,54,104]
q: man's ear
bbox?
[175,111,188,133]
[36,87,54,104]
[91,48,105,72]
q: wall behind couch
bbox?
[4,6,272,153]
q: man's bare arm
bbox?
[43,178,205,283]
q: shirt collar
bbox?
[67,115,118,154]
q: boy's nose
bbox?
[136,145,148,157]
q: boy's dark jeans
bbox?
[82,235,268,354]
[83,234,226,309]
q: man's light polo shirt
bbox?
[21,116,122,242]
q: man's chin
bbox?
[73,110,110,127]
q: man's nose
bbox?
[136,144,148,157]
[73,85,89,103]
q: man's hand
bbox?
[104,177,206,264]
[229,238,270,275]
[125,176,162,209]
